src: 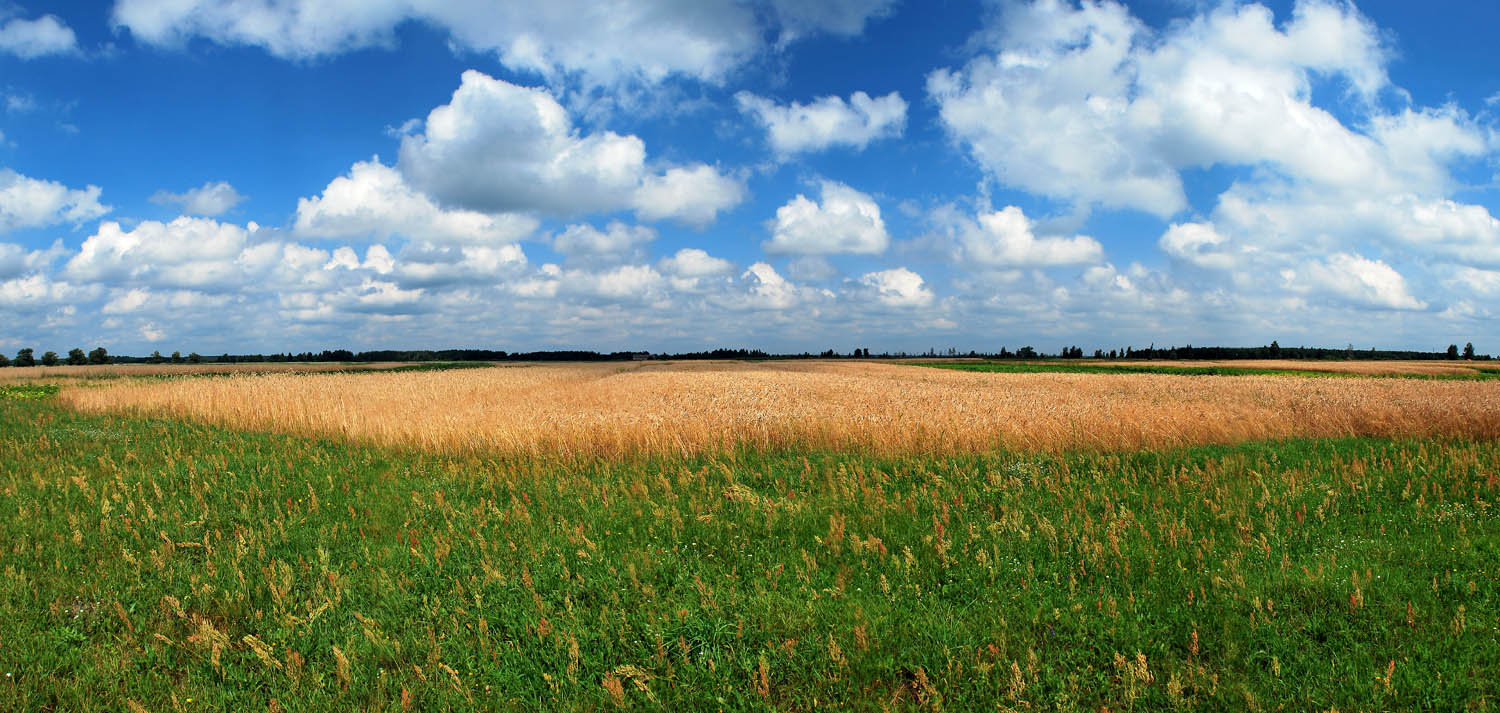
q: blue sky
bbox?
[2,0,1498,355]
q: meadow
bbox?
[2,362,1498,711]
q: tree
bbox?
[150,350,165,364]
[188,352,202,364]
[0,353,8,367]
[41,351,59,366]
[171,351,183,364]
[14,348,35,367]
[88,347,110,365]
[1269,340,1281,357]
[1464,342,1476,360]
[66,348,87,365]
[1446,344,1460,360]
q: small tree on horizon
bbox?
[171,351,183,364]
[188,352,202,364]
[41,351,59,366]
[1463,342,1476,360]
[66,348,87,365]
[14,348,35,367]
[88,347,110,365]
[1446,344,1460,360]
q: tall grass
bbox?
[58,360,1500,460]
[3,396,1497,711]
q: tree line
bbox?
[0,347,113,367]
[3,341,1490,366]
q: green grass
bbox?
[916,360,1500,380]
[0,383,60,400]
[2,397,1498,711]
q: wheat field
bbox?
[57,360,1500,458]
[0,361,410,381]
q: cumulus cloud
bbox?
[0,240,68,279]
[632,165,745,228]
[0,169,110,232]
[736,90,907,156]
[0,273,87,309]
[112,0,895,89]
[1285,253,1426,311]
[150,181,247,216]
[396,71,741,223]
[659,248,733,277]
[928,0,1479,217]
[1159,222,1235,270]
[553,222,655,258]
[63,217,341,293]
[740,262,803,309]
[296,158,538,245]
[937,205,1103,267]
[765,180,888,255]
[383,243,528,288]
[0,14,77,59]
[859,267,934,307]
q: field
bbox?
[3,361,1499,711]
[53,360,1500,458]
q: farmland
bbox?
[3,362,1499,711]
[53,360,1500,458]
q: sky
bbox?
[1,0,1498,355]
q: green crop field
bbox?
[915,360,1500,380]
[2,383,1498,712]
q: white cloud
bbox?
[765,180,888,255]
[1452,267,1500,297]
[0,240,68,279]
[768,0,897,43]
[553,221,655,257]
[63,217,344,294]
[295,158,538,245]
[0,14,77,59]
[1202,182,1500,266]
[939,205,1103,267]
[740,262,802,309]
[0,169,110,232]
[1159,222,1235,270]
[112,1,894,89]
[386,243,528,288]
[149,181,247,216]
[102,288,152,314]
[66,217,250,288]
[632,165,745,228]
[574,264,665,300]
[396,71,740,223]
[860,267,934,307]
[928,0,1478,217]
[736,90,907,156]
[398,71,642,215]
[659,248,733,277]
[6,93,36,113]
[1286,253,1426,311]
[0,274,87,308]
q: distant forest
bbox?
[7,340,1489,366]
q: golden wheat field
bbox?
[55,360,1500,458]
[0,361,408,380]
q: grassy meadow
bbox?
[2,364,1499,711]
